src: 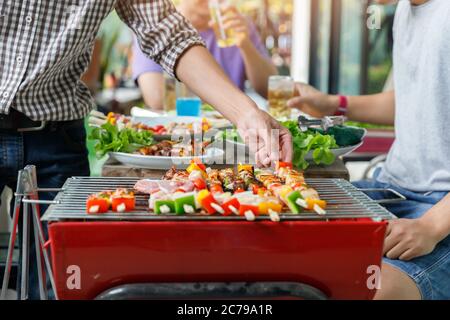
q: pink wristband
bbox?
[334,95,348,116]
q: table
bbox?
[102,158,350,180]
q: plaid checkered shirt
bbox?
[0,0,205,121]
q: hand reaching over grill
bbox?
[236,109,293,168]
[174,46,291,167]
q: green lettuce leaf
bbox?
[88,122,154,158]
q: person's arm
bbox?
[115,0,292,166]
[383,194,450,261]
[137,72,164,110]
[131,36,165,110]
[176,45,292,166]
[222,7,277,98]
[81,39,102,93]
[287,83,396,126]
[238,37,277,98]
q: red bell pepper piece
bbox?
[276,161,293,170]
[252,184,267,195]
[221,198,240,216]
[111,189,135,212]
[239,204,259,217]
[193,178,207,190]
[209,184,224,194]
[191,158,206,171]
[111,197,135,212]
[86,196,109,214]
[197,191,222,215]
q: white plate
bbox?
[109,148,225,170]
[213,127,366,164]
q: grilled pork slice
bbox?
[134,179,194,195]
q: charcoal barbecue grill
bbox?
[41,176,395,300]
[2,167,399,300]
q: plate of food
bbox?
[90,111,232,141]
[109,147,225,170]
[213,121,366,169]
[88,122,224,169]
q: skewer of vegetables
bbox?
[86,189,136,214]
[275,162,327,215]
[111,189,136,213]
[86,191,112,214]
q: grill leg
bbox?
[20,204,30,300]
[31,203,58,300]
[32,205,47,300]
[0,196,22,299]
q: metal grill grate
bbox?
[41,177,396,222]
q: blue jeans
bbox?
[353,170,450,300]
[0,121,90,299]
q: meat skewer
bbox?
[275,162,327,215]
[218,168,245,192]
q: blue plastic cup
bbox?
[176,97,202,117]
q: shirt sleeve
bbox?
[115,0,206,78]
[131,36,164,81]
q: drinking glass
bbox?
[209,0,237,48]
[267,76,295,119]
[163,73,176,114]
[175,82,201,117]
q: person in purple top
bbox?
[132,0,277,110]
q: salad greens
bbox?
[282,120,338,169]
[89,122,154,158]
[217,121,340,170]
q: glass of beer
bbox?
[163,73,176,114]
[268,76,295,119]
[209,0,236,48]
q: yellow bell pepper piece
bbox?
[197,189,211,204]
[187,163,207,179]
[238,164,254,173]
[258,202,283,215]
[305,199,327,210]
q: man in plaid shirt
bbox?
[0,0,292,299]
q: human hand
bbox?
[287,83,340,118]
[219,6,251,48]
[236,108,293,168]
[383,218,441,261]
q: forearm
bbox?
[344,91,396,125]
[421,194,450,243]
[137,73,164,110]
[239,40,278,98]
[175,45,259,124]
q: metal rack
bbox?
[41,176,396,222]
[1,166,58,300]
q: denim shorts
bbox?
[353,170,450,300]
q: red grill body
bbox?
[48,219,386,300]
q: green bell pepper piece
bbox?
[286,191,303,214]
[154,200,175,215]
